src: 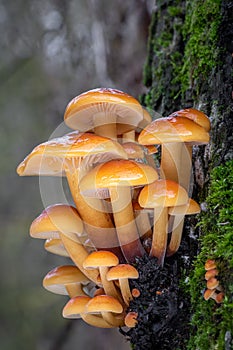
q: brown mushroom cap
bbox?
[124,311,138,328]
[64,88,143,134]
[107,264,139,281]
[206,277,219,290]
[168,108,210,132]
[80,159,158,197]
[139,179,188,208]
[30,204,83,241]
[43,265,90,295]
[205,269,219,280]
[17,131,127,176]
[63,295,91,318]
[122,142,145,160]
[83,251,119,269]
[168,198,201,215]
[85,295,123,314]
[138,116,210,145]
[205,259,217,270]
[203,288,216,300]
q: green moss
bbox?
[188,160,233,349]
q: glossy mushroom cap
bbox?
[203,288,216,300]
[30,204,83,240]
[122,142,145,159]
[107,264,139,281]
[168,108,210,131]
[83,251,119,269]
[43,265,90,295]
[64,88,143,134]
[139,179,188,208]
[17,131,127,176]
[168,198,201,215]
[63,295,91,318]
[79,159,159,198]
[85,295,123,314]
[138,116,210,145]
[205,259,217,270]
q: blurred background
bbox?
[0,0,154,349]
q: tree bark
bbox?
[124,1,233,349]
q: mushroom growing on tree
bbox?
[80,159,159,262]
[17,131,128,260]
[138,179,188,264]
[64,88,144,140]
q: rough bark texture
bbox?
[124,1,233,349]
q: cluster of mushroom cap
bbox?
[203,259,224,304]
[17,87,210,328]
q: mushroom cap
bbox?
[79,159,159,198]
[215,292,224,303]
[168,198,201,215]
[63,295,91,318]
[17,131,127,176]
[85,295,123,314]
[44,238,69,257]
[139,179,188,208]
[30,204,83,240]
[205,269,218,280]
[168,108,210,132]
[138,116,210,145]
[43,265,90,295]
[206,277,219,290]
[106,264,139,281]
[203,288,216,300]
[205,259,216,270]
[124,311,138,327]
[64,88,143,134]
[83,251,119,269]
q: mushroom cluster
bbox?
[203,259,224,304]
[17,88,210,328]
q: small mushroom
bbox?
[205,269,219,280]
[43,265,90,298]
[80,159,159,262]
[63,295,114,328]
[106,264,139,306]
[85,295,124,327]
[139,179,188,264]
[205,259,217,270]
[124,311,138,328]
[83,251,120,301]
[64,88,144,140]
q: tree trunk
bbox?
[123,1,233,349]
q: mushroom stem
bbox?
[101,311,124,327]
[150,207,168,265]
[135,210,153,241]
[65,283,86,297]
[81,314,115,328]
[93,113,117,140]
[60,233,99,285]
[166,216,184,257]
[99,266,121,302]
[122,130,135,143]
[109,186,145,262]
[66,169,124,261]
[118,279,133,306]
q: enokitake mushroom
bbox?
[43,265,90,298]
[17,132,127,259]
[64,88,144,140]
[83,251,121,301]
[85,295,124,327]
[30,204,99,283]
[62,295,114,328]
[106,264,139,306]
[166,198,200,257]
[138,115,210,191]
[80,159,159,262]
[139,179,188,265]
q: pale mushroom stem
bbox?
[65,283,86,297]
[150,207,168,265]
[109,186,146,263]
[166,217,184,257]
[60,233,99,284]
[161,143,192,258]
[101,311,124,327]
[93,113,117,140]
[99,266,122,302]
[81,314,115,328]
[119,279,133,306]
[122,130,135,143]
[135,211,153,241]
[65,167,124,261]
